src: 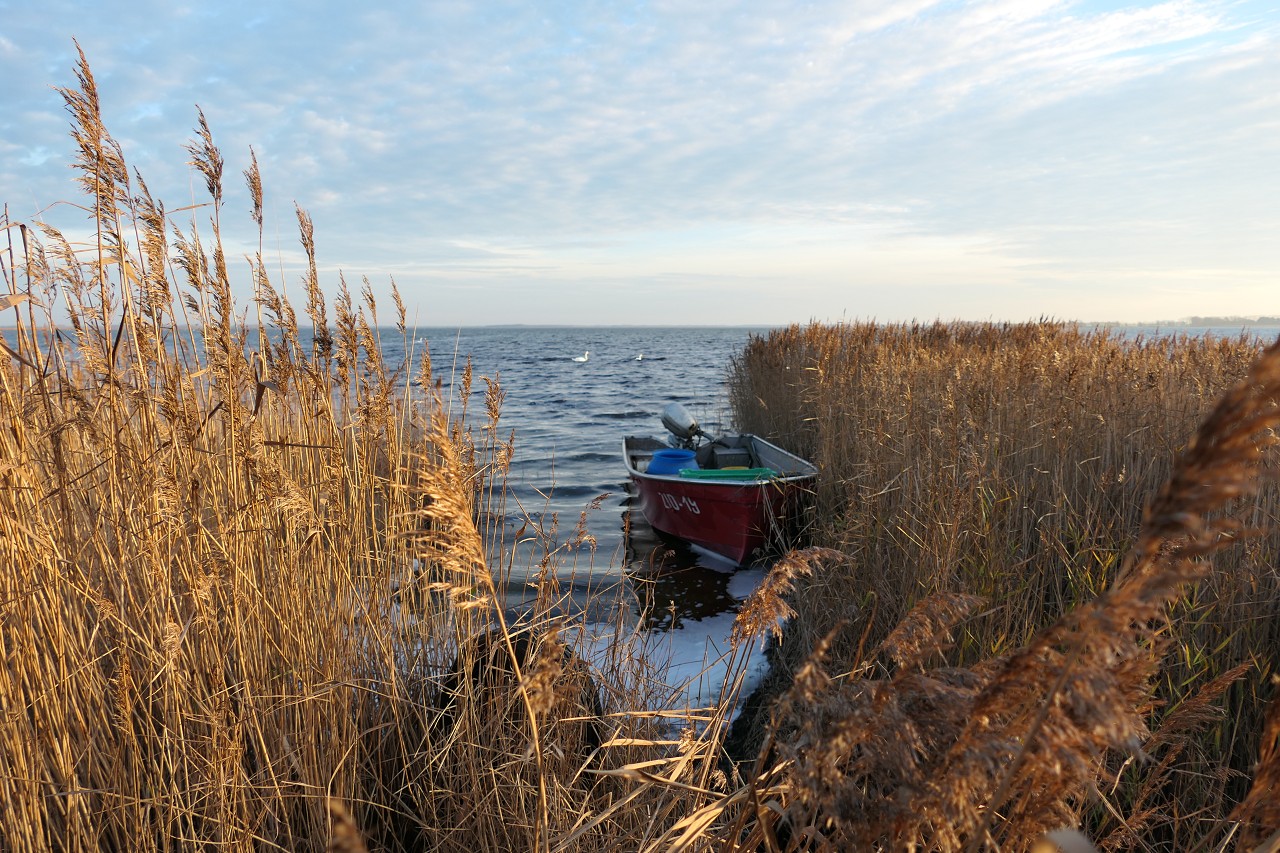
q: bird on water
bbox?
[573,351,590,362]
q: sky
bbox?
[1,0,1277,326]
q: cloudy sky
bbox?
[1,1,1277,325]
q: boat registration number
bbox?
[659,492,701,514]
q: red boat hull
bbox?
[630,472,813,565]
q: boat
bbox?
[624,403,818,566]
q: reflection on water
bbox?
[623,501,742,632]
[491,495,754,633]
[628,559,740,633]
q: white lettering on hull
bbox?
[659,492,701,514]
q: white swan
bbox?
[573,351,590,362]
[635,353,644,361]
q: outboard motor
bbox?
[661,402,708,449]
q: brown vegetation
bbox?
[2,50,1277,851]
[0,49,744,853]
[727,322,1280,849]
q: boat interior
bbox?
[625,434,815,478]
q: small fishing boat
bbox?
[624,404,818,565]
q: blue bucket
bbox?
[647,448,698,476]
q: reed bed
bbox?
[4,51,1278,852]
[0,51,762,852]
[726,322,1280,849]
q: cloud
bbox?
[0,0,1276,323]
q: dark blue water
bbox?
[408,326,773,623]
[0,322,769,626]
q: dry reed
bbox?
[6,49,1278,853]
[0,49,750,853]
[725,322,1280,850]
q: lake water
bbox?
[6,321,1278,713]
[0,322,773,628]
[1,322,779,710]
[402,326,779,712]
[408,326,774,628]
[407,323,1280,612]
[400,322,1280,713]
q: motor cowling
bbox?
[661,403,706,445]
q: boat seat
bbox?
[700,444,753,470]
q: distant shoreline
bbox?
[4,318,1280,332]
[1093,317,1280,327]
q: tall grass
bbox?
[727,322,1280,848]
[0,49,764,852]
[5,50,1278,852]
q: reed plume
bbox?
[0,50,701,853]
[7,49,1277,853]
